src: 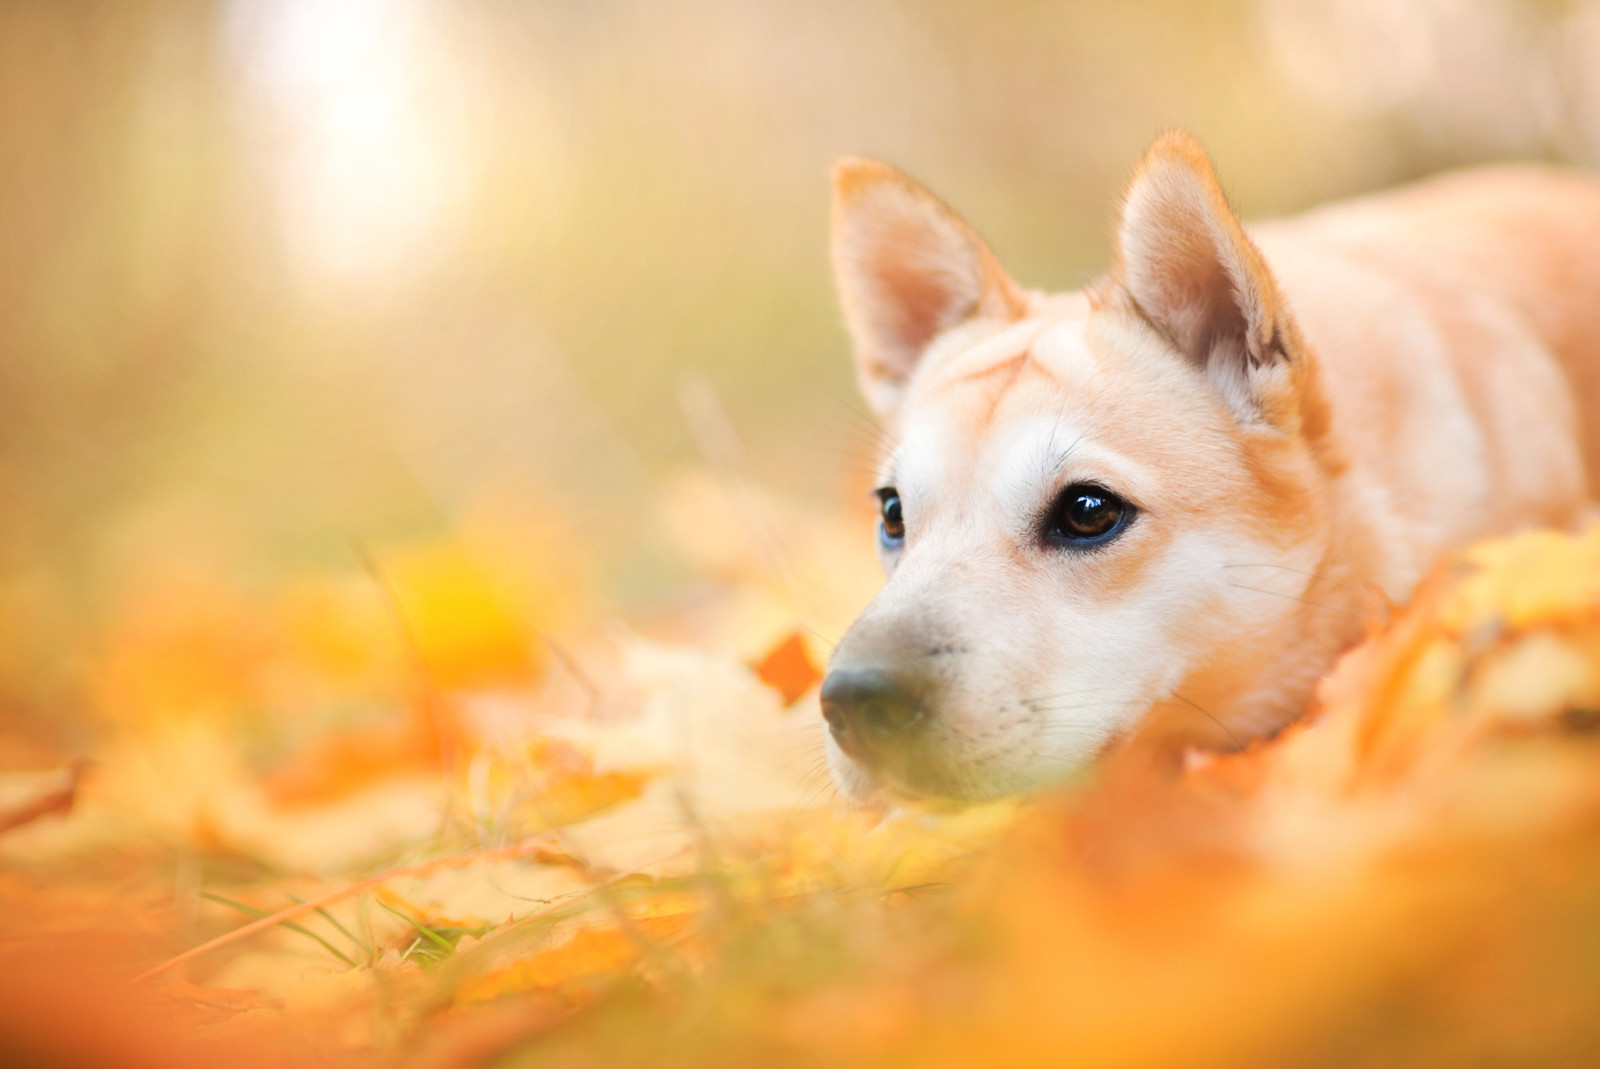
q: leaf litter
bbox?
[4,488,1600,1066]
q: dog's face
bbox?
[823,135,1336,802]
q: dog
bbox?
[820,130,1600,803]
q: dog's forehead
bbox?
[887,314,1130,505]
[920,313,1086,397]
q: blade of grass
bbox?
[375,898,454,953]
[200,892,357,968]
[353,539,456,777]
[285,892,372,955]
[401,935,423,962]
[133,833,585,984]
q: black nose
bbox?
[820,667,924,752]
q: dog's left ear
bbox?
[832,159,1025,419]
[1112,132,1299,427]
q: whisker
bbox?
[1021,686,1120,705]
[1221,562,1364,597]
[1165,692,1244,749]
[792,766,838,813]
[1028,729,1113,746]
[1023,698,1132,716]
[799,626,840,655]
[815,415,883,445]
[1226,581,1363,619]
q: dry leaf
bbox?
[750,630,823,706]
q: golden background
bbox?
[4,0,1597,738]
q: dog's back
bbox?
[1260,169,1600,506]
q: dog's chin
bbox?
[824,731,1081,805]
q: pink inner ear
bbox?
[832,159,1026,418]
[875,247,974,357]
[1119,162,1265,370]
[834,180,991,414]
[1157,242,1248,366]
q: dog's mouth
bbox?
[824,724,952,801]
[825,699,1134,804]
[830,754,965,805]
[826,731,1048,805]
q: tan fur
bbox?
[823,131,1600,802]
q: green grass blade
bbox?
[200,891,357,968]
[374,898,454,952]
[285,892,372,954]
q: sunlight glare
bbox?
[225,0,484,292]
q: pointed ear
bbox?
[1113,132,1298,426]
[831,159,1025,419]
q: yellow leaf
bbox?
[384,544,546,691]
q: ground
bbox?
[4,490,1600,1068]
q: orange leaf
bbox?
[455,913,695,1006]
[262,717,444,809]
[0,763,82,837]
[517,738,652,828]
[752,631,822,706]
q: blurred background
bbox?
[4,0,1600,754]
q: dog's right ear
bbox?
[831,159,1024,419]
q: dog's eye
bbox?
[1046,485,1130,546]
[876,487,905,548]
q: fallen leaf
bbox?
[750,630,823,706]
[0,762,82,836]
